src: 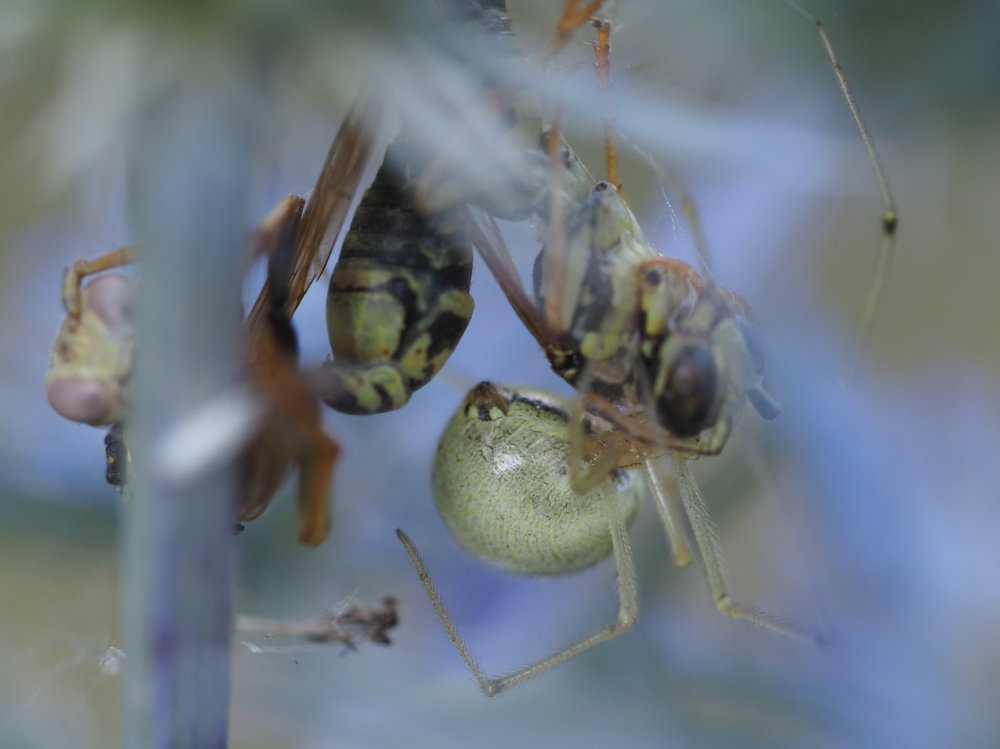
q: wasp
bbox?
[396,1,898,694]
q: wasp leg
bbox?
[61,246,139,318]
[590,17,622,193]
[294,425,340,547]
[397,477,637,696]
[243,192,340,545]
[543,0,608,59]
[538,8,630,332]
[242,343,339,546]
[243,339,339,546]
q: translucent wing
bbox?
[246,97,383,338]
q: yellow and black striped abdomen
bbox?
[322,153,474,415]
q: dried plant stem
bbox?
[237,596,400,648]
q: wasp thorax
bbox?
[433,383,642,576]
[654,342,720,438]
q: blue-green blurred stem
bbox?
[123,42,267,748]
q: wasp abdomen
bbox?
[323,150,474,415]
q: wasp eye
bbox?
[655,344,719,437]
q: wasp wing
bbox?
[246,96,383,337]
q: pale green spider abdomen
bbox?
[433,382,642,576]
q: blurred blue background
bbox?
[1,0,998,746]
